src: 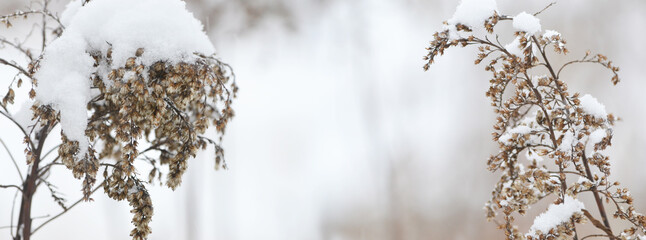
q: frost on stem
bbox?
[424,1,645,239]
[24,0,237,239]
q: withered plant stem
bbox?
[15,124,49,240]
[531,35,614,237]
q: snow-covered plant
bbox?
[1,0,237,239]
[424,1,645,239]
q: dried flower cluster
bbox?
[1,1,237,239]
[424,5,645,240]
[33,50,236,239]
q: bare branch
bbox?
[0,184,23,192]
[0,58,32,78]
[40,143,60,161]
[581,209,617,239]
[534,2,556,16]
[1,9,65,30]
[38,176,67,210]
[31,180,105,235]
[0,38,34,61]
[0,137,24,182]
[41,0,49,52]
[10,190,18,239]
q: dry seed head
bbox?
[424,4,646,239]
[29,45,237,240]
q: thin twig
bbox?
[31,214,50,220]
[532,34,614,237]
[0,9,65,29]
[0,109,34,150]
[581,209,617,239]
[534,2,556,16]
[0,184,23,192]
[0,58,32,78]
[38,155,59,177]
[31,180,105,235]
[0,137,24,181]
[0,38,34,61]
[41,0,48,52]
[10,190,18,239]
[38,175,67,210]
[40,143,60,161]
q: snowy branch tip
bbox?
[34,0,215,159]
[526,196,585,238]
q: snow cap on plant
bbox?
[31,0,237,239]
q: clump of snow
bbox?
[542,30,566,50]
[586,128,607,156]
[543,30,561,39]
[588,129,606,147]
[35,32,94,157]
[512,12,541,35]
[557,130,575,153]
[527,196,585,238]
[35,0,215,159]
[446,0,497,38]
[60,0,82,27]
[579,94,607,119]
[61,0,214,68]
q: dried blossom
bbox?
[0,1,238,239]
[31,49,237,239]
[425,3,644,240]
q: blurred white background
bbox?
[1,0,645,239]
